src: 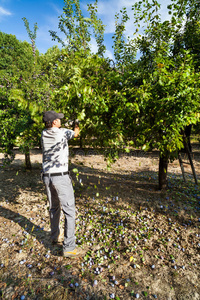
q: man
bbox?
[41,110,81,257]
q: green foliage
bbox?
[49,0,106,56]
[133,51,200,157]
[88,0,106,57]
[0,76,29,163]
[0,32,35,164]
[50,50,126,150]
[0,31,34,76]
[125,0,200,188]
[112,7,130,66]
[0,29,48,167]
[22,17,38,44]
[49,0,91,52]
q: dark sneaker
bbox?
[63,247,83,257]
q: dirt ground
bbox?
[0,147,200,300]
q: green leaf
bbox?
[65,265,72,269]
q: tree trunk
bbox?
[159,153,168,190]
[183,137,198,185]
[25,148,32,170]
[80,136,83,149]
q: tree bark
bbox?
[159,153,168,190]
[183,137,198,185]
[25,148,32,170]
[79,136,83,149]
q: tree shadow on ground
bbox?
[0,156,199,241]
[0,205,63,256]
[0,154,200,300]
[70,161,200,230]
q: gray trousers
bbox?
[43,174,76,252]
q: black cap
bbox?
[43,111,64,123]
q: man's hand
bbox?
[74,123,80,137]
[65,119,80,137]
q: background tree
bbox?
[0,31,34,76]
[49,49,126,155]
[0,21,51,169]
[122,0,200,189]
[0,32,35,165]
